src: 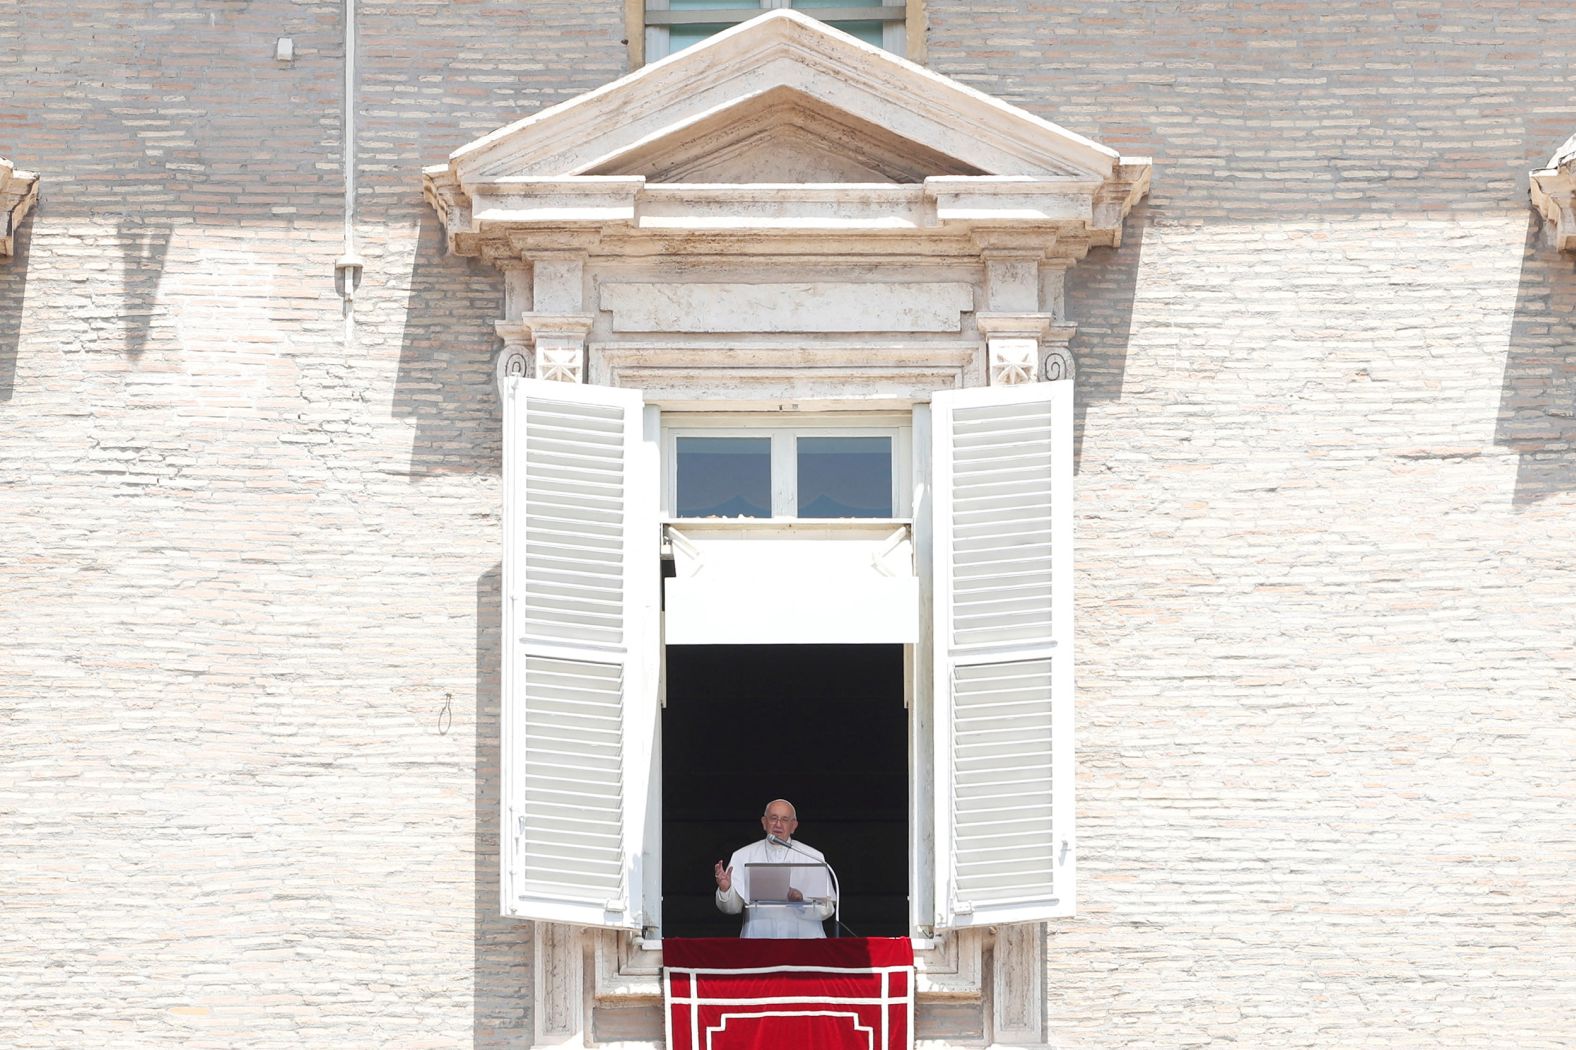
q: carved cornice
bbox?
[425,175,1148,264]
[425,11,1152,398]
[422,13,1150,266]
[1,158,40,259]
[1530,133,1576,252]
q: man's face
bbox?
[761,803,798,842]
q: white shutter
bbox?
[500,377,658,930]
[931,381,1073,928]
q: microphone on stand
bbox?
[768,834,855,937]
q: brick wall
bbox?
[3,2,1573,1047]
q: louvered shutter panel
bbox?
[931,381,1074,928]
[500,377,658,930]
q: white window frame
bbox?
[642,0,911,63]
[662,415,912,520]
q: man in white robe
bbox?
[713,799,835,938]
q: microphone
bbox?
[767,835,849,937]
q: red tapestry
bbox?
[664,937,914,1050]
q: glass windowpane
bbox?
[826,19,883,45]
[668,24,732,52]
[676,437,772,518]
[796,436,892,518]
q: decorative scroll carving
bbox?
[1,159,40,260]
[1040,323,1078,383]
[494,315,593,388]
[494,322,534,393]
[1041,346,1074,383]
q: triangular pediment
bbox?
[422,12,1151,258]
[443,11,1119,184]
[585,86,986,184]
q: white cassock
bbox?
[715,837,834,939]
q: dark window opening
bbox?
[661,643,908,938]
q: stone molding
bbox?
[495,313,595,385]
[589,925,987,1004]
[422,12,1149,404]
[977,312,1078,385]
[589,340,982,408]
[1,159,40,259]
[423,11,1150,265]
[1530,133,1576,252]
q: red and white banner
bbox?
[663,937,915,1050]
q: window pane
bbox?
[790,0,883,8]
[668,24,731,52]
[667,0,759,53]
[825,20,883,45]
[790,0,887,45]
[677,437,772,518]
[797,436,892,518]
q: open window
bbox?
[500,377,1073,937]
[662,416,917,648]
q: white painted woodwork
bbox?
[502,378,659,930]
[909,404,937,937]
[663,521,918,644]
[931,381,1074,928]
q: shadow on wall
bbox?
[117,219,172,359]
[1065,200,1149,474]
[1497,214,1576,506]
[474,563,533,1048]
[0,220,27,401]
[394,214,505,480]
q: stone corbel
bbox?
[1,159,40,260]
[1530,133,1576,253]
[977,312,1078,384]
[494,321,534,391]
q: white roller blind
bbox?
[501,378,657,930]
[931,381,1074,928]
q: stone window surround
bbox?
[1,158,40,260]
[424,15,1150,1043]
[626,0,925,68]
[1529,133,1576,253]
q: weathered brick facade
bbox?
[3,2,1572,1047]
